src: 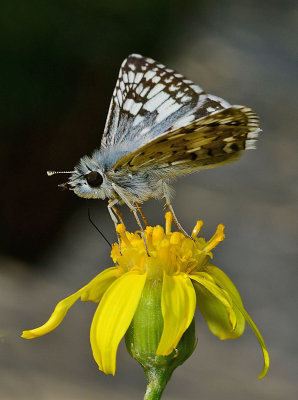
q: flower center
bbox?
[111,213,225,278]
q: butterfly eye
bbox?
[85,171,103,187]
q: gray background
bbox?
[1,0,297,399]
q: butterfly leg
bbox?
[111,184,150,256]
[131,207,150,256]
[112,205,125,227]
[162,182,192,240]
[136,202,149,226]
[107,199,123,252]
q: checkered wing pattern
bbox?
[100,54,230,150]
[113,106,260,173]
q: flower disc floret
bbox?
[112,213,220,279]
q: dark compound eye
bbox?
[85,171,103,187]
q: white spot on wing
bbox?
[223,137,234,142]
[207,106,215,112]
[181,95,191,102]
[171,160,188,165]
[169,84,178,92]
[128,71,135,83]
[152,76,161,84]
[136,83,144,94]
[143,91,169,112]
[171,114,195,130]
[186,146,201,152]
[245,139,257,149]
[123,98,134,111]
[141,86,150,97]
[191,84,203,94]
[123,98,143,116]
[117,90,122,105]
[247,131,259,139]
[157,98,176,113]
[134,72,143,84]
[223,144,233,153]
[130,102,143,116]
[145,71,155,81]
[147,83,166,99]
[156,102,182,123]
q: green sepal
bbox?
[125,278,196,399]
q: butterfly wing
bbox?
[100,54,230,150]
[113,106,260,174]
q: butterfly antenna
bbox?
[87,205,112,248]
[47,170,74,176]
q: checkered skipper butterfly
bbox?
[48,54,260,239]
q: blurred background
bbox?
[1,0,297,399]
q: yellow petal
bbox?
[206,264,269,378]
[190,272,237,330]
[21,291,82,339]
[193,281,245,339]
[236,305,269,378]
[22,267,119,339]
[90,270,147,375]
[204,264,244,306]
[157,273,196,355]
[80,267,119,302]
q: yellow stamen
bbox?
[191,220,204,238]
[170,232,182,246]
[152,225,165,243]
[165,212,173,235]
[204,224,225,252]
[116,224,131,246]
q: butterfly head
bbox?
[47,153,113,200]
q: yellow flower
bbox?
[22,213,269,379]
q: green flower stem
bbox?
[144,367,172,400]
